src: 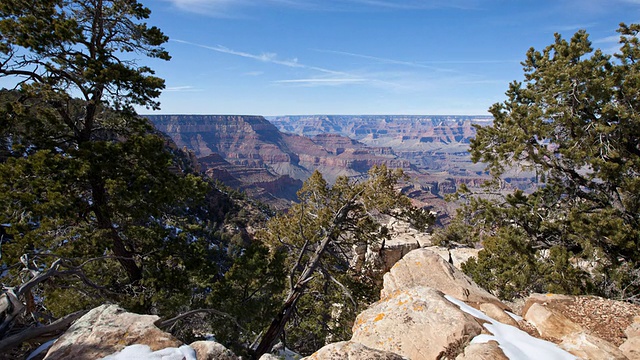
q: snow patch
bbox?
[26,339,57,360]
[444,295,576,360]
[506,310,523,322]
[100,344,197,360]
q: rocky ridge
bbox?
[40,244,640,360]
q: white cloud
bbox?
[164,85,202,92]
[273,78,368,86]
[315,49,458,72]
[242,71,264,76]
[160,0,481,16]
[171,39,346,75]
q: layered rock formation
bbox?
[268,115,490,145]
[147,115,413,207]
[268,115,538,217]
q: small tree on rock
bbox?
[254,166,433,357]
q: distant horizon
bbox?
[142,113,494,118]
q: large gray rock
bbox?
[303,341,407,360]
[351,286,482,360]
[44,304,181,360]
[381,248,506,309]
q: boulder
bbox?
[303,341,407,360]
[44,304,181,360]
[455,341,509,360]
[381,248,506,309]
[377,236,421,273]
[523,294,640,360]
[190,341,238,360]
[259,354,281,360]
[351,286,483,360]
[521,293,575,316]
[523,302,582,340]
[384,218,432,248]
[479,303,519,328]
[560,332,628,360]
[422,246,480,270]
[620,319,640,360]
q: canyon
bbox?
[147,114,536,216]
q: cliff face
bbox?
[268,115,489,144]
[147,114,536,212]
[268,115,489,175]
[147,115,413,205]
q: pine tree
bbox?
[0,1,255,354]
[254,166,433,357]
[445,23,640,302]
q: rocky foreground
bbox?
[40,248,640,360]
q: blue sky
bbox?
[61,1,640,115]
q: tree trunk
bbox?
[253,203,352,358]
[90,176,142,283]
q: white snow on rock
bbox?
[100,344,197,360]
[26,339,57,360]
[445,295,577,360]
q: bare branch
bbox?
[0,309,87,354]
[154,309,246,333]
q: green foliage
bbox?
[446,23,640,303]
[257,166,434,355]
[204,241,286,356]
[0,3,287,357]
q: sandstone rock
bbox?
[303,341,407,360]
[523,295,635,359]
[377,237,421,273]
[523,293,640,347]
[381,248,505,309]
[44,304,181,360]
[621,319,640,360]
[455,341,509,360]
[626,317,640,338]
[189,341,238,360]
[352,218,429,277]
[523,302,583,340]
[351,286,483,360]
[560,332,628,360]
[521,293,575,316]
[423,245,480,270]
[385,218,432,248]
[479,302,519,328]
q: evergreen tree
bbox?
[444,24,640,302]
[254,166,433,357]
[0,1,273,354]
